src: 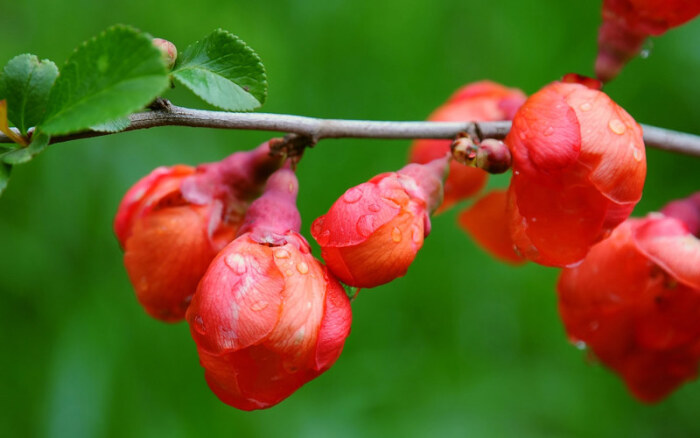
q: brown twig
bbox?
[1,103,699,157]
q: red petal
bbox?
[634,216,700,290]
[458,190,525,265]
[124,205,218,321]
[187,235,285,353]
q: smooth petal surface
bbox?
[124,205,219,321]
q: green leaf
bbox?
[90,116,130,132]
[172,29,267,111]
[39,25,169,136]
[1,131,50,165]
[0,162,10,196]
[0,54,58,135]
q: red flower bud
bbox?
[596,0,700,82]
[409,81,526,212]
[505,81,646,267]
[312,158,447,288]
[458,189,524,265]
[152,38,178,70]
[186,169,352,410]
[558,201,700,402]
[114,141,283,321]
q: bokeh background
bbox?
[1,0,699,436]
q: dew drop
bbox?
[316,229,331,246]
[519,132,527,140]
[311,218,324,236]
[343,187,363,203]
[285,269,294,277]
[579,102,591,111]
[411,226,423,243]
[640,39,653,59]
[356,214,376,237]
[514,170,520,176]
[193,315,206,334]
[543,126,554,136]
[226,253,247,274]
[368,203,381,212]
[391,226,402,243]
[608,119,626,135]
[574,340,587,351]
[531,217,537,222]
[251,300,268,311]
[274,249,290,259]
[296,262,309,274]
[288,183,295,193]
[633,148,643,162]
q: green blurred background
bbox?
[1,1,699,436]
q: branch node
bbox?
[268,133,317,169]
[147,97,173,112]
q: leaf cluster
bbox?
[0,25,268,196]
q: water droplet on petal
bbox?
[311,218,324,235]
[641,39,654,58]
[193,315,206,334]
[411,226,423,243]
[356,214,376,237]
[343,187,363,203]
[316,229,331,246]
[296,262,309,274]
[543,126,554,136]
[519,132,527,140]
[608,119,626,135]
[574,340,587,350]
[633,148,643,162]
[274,249,290,259]
[251,300,268,311]
[225,253,247,274]
[579,102,591,111]
[285,269,294,277]
[391,226,402,242]
[368,203,381,212]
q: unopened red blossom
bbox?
[558,192,700,402]
[596,0,700,82]
[409,81,526,212]
[505,79,646,267]
[114,141,283,321]
[186,168,352,411]
[312,157,447,288]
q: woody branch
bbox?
[1,102,699,157]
